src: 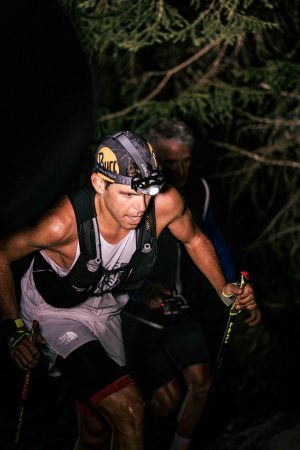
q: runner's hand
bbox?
[221,282,257,311]
[10,331,47,371]
[145,282,171,309]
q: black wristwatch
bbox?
[1,318,25,337]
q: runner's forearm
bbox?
[184,232,227,296]
[0,260,21,320]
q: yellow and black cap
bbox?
[93,131,164,196]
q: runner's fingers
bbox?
[235,298,256,311]
[237,291,256,305]
[239,283,255,299]
[13,351,35,370]
[17,357,35,370]
[15,358,28,371]
[12,342,40,366]
[13,346,39,366]
[22,338,40,359]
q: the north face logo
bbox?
[58,331,79,345]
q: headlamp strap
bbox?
[113,132,151,178]
[114,174,132,185]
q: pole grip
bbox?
[31,320,40,338]
[229,270,250,316]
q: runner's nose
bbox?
[134,195,148,213]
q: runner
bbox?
[0,130,257,450]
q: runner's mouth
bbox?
[127,215,143,224]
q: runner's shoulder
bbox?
[33,195,76,247]
[155,184,184,216]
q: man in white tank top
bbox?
[0,131,257,450]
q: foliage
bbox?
[61,0,274,54]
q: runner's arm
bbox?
[0,196,75,320]
[155,187,257,311]
[0,197,76,369]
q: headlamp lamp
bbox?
[131,173,164,196]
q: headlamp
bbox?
[131,173,164,196]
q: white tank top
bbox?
[21,230,136,313]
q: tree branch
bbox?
[211,141,300,169]
[255,191,300,241]
[237,110,300,127]
[98,39,222,122]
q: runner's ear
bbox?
[91,173,107,194]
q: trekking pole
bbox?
[213,270,250,376]
[15,319,40,445]
[202,271,250,416]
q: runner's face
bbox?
[156,138,192,189]
[103,183,151,229]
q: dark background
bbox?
[1,0,94,236]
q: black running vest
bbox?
[32,187,157,308]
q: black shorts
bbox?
[56,340,134,404]
[123,314,210,391]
